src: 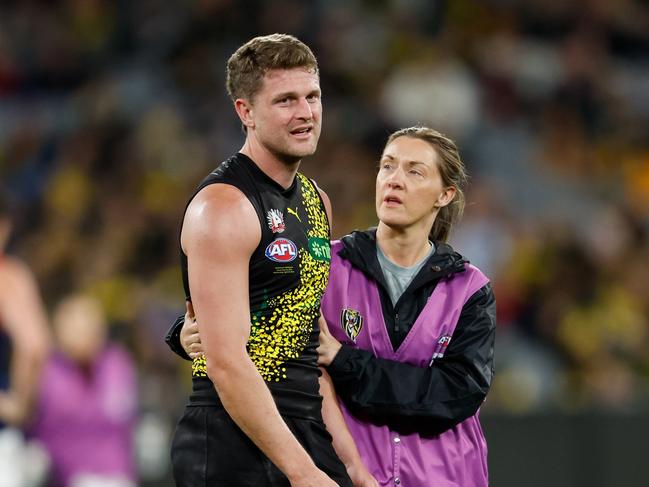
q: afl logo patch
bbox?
[265,238,298,262]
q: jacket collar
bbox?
[337,228,468,290]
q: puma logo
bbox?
[286,207,301,222]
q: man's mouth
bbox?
[290,126,313,137]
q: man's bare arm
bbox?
[313,182,333,230]
[0,258,51,425]
[182,184,336,487]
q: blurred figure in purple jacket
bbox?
[30,294,137,487]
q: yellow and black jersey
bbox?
[180,153,331,418]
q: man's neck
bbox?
[240,140,300,190]
[375,223,433,268]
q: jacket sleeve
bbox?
[164,314,192,361]
[327,283,496,435]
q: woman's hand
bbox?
[181,301,204,359]
[347,461,379,487]
[317,316,342,366]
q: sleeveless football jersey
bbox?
[180,153,331,418]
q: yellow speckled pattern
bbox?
[296,173,329,238]
[192,354,207,377]
[192,174,330,381]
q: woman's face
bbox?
[375,136,455,233]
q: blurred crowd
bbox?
[1,0,649,484]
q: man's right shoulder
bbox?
[182,183,260,252]
[190,182,249,213]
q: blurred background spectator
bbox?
[29,294,136,487]
[0,0,648,485]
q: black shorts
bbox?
[171,405,353,486]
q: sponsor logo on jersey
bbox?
[340,308,363,342]
[429,334,452,366]
[308,237,330,262]
[286,206,302,223]
[265,238,298,262]
[266,209,285,233]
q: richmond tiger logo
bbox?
[340,308,363,342]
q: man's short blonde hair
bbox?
[226,34,319,103]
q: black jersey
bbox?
[180,153,331,418]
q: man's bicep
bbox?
[182,185,260,359]
[188,246,251,354]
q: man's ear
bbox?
[434,186,457,208]
[234,98,255,130]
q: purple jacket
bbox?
[321,240,490,487]
[30,345,137,487]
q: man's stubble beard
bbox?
[268,134,320,167]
